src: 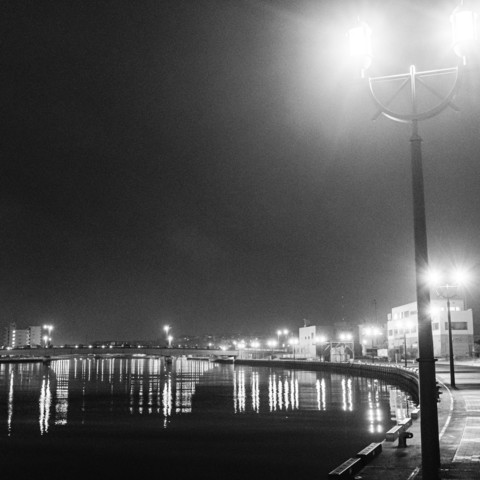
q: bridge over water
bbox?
[0,346,239,360]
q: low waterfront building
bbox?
[297,324,356,361]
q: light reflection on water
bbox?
[0,357,414,437]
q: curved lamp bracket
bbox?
[368,66,460,124]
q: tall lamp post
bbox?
[316,335,329,361]
[364,326,381,348]
[364,326,381,362]
[428,268,469,389]
[348,4,478,478]
[339,332,354,361]
[400,319,412,368]
[288,337,299,360]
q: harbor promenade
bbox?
[359,359,480,480]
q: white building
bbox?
[29,326,42,347]
[298,324,354,361]
[387,299,474,360]
[3,324,44,348]
[298,326,318,359]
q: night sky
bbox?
[3,0,480,343]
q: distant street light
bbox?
[398,319,412,368]
[364,326,381,349]
[315,336,329,361]
[339,333,354,361]
[267,339,277,356]
[276,329,289,348]
[364,327,382,362]
[43,324,53,347]
[428,268,470,389]
[348,4,478,477]
[288,337,299,361]
[167,335,173,348]
[163,325,171,347]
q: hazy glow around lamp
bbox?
[348,19,372,77]
[451,1,478,63]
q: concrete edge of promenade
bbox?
[219,357,422,479]
[223,357,480,480]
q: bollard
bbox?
[398,431,413,448]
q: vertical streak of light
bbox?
[148,359,154,414]
[268,374,274,411]
[278,378,283,410]
[233,368,238,413]
[138,359,144,415]
[157,360,162,413]
[53,359,70,426]
[251,371,259,413]
[284,378,290,410]
[129,368,135,415]
[7,369,14,436]
[163,373,172,427]
[347,378,353,412]
[291,377,298,410]
[39,371,52,435]
[234,369,245,413]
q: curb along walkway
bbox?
[357,360,480,480]
[435,360,480,479]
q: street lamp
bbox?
[364,326,381,362]
[398,319,412,368]
[43,324,53,348]
[267,339,278,356]
[167,335,173,348]
[288,337,299,360]
[364,326,381,348]
[315,335,329,361]
[428,268,469,389]
[163,325,171,347]
[349,4,477,477]
[339,332,354,361]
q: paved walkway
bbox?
[356,359,480,480]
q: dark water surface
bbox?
[0,357,414,479]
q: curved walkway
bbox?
[360,359,480,480]
[435,360,480,479]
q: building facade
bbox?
[3,324,44,348]
[297,324,356,361]
[387,299,474,360]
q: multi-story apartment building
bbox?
[387,299,474,360]
[3,324,44,348]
